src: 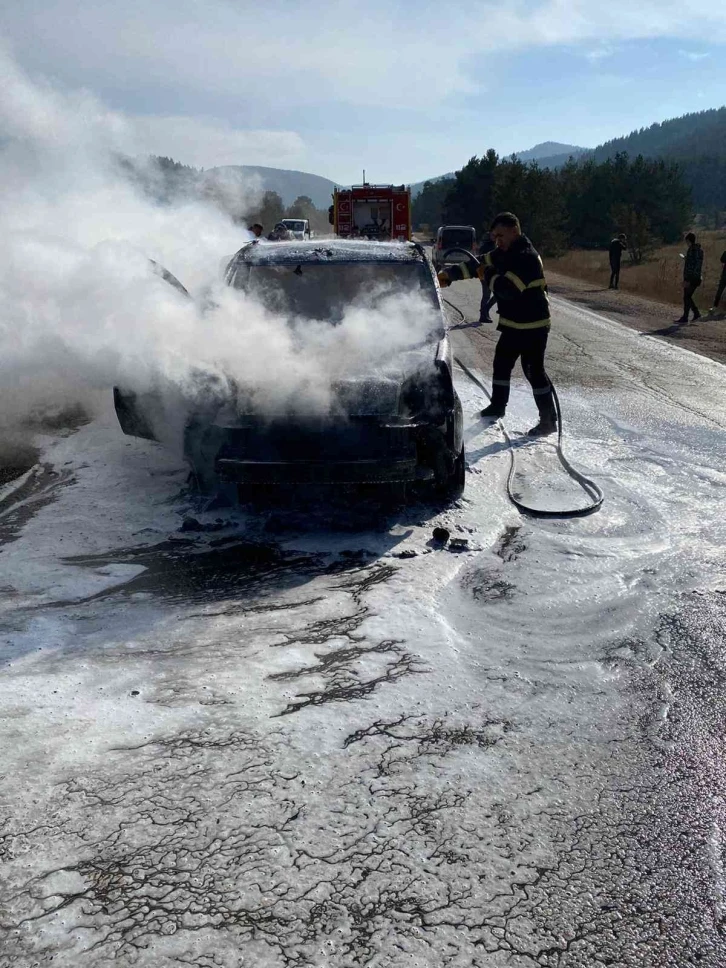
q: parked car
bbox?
[280,218,312,240]
[114,240,464,501]
[432,225,477,270]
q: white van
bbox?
[432,225,477,270]
[281,218,312,240]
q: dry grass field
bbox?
[549,231,726,311]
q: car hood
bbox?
[213,342,439,424]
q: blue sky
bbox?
[1,0,725,184]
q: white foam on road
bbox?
[1,356,725,964]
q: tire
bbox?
[385,481,408,506]
[184,418,225,496]
[442,444,465,499]
[421,440,465,502]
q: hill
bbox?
[535,108,726,212]
[512,141,588,163]
[200,165,339,209]
[590,107,726,164]
[410,172,455,198]
[410,143,588,196]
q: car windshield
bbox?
[237,262,440,326]
[441,228,474,249]
[282,220,306,232]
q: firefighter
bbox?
[438,212,557,437]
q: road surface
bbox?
[1,278,726,967]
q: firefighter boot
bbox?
[480,383,509,420]
[527,390,557,437]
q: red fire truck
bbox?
[330,184,411,241]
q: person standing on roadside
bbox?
[249,223,264,238]
[708,249,726,315]
[438,212,557,437]
[608,233,627,289]
[677,232,704,323]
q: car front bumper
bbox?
[216,456,422,484]
[209,417,434,485]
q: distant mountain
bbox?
[412,107,726,213]
[201,165,339,209]
[409,173,455,198]
[503,112,726,174]
[590,107,726,164]
[511,141,588,163]
[410,144,589,196]
[538,107,726,210]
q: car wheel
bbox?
[386,481,408,506]
[438,443,465,500]
[184,418,224,496]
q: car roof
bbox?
[231,239,428,266]
[438,225,475,233]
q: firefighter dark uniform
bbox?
[439,234,556,434]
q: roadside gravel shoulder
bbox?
[547,271,726,366]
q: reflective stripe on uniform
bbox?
[492,379,511,387]
[459,263,474,280]
[503,271,527,292]
[490,270,545,291]
[532,383,553,395]
[498,317,551,330]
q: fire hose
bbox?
[440,247,604,518]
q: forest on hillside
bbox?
[413,150,692,260]
[592,107,726,164]
[590,107,726,215]
[422,108,726,226]
[524,108,726,216]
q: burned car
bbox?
[115,240,464,500]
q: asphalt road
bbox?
[1,280,726,967]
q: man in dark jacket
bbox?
[708,249,726,315]
[677,232,704,322]
[609,233,627,289]
[438,212,556,436]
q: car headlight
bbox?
[401,360,453,421]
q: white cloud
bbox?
[128,116,306,169]
[0,45,307,171]
[3,0,725,116]
[2,0,725,180]
[583,44,617,62]
[678,50,711,61]
[0,0,475,110]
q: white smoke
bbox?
[0,51,440,450]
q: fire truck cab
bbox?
[330,184,411,241]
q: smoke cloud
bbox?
[0,51,440,453]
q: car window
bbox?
[236,262,439,324]
[282,220,307,232]
[441,228,475,249]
